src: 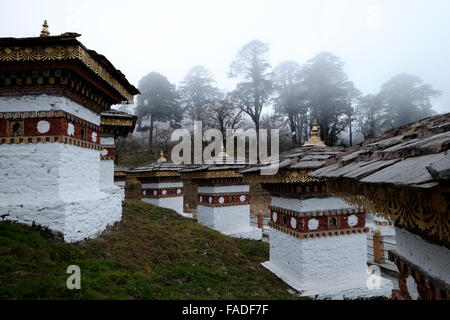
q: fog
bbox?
[1,0,449,113]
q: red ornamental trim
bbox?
[388,250,449,300]
[0,110,101,148]
[269,222,368,239]
[270,208,365,234]
[197,193,250,207]
[142,187,183,198]
[269,205,363,217]
[100,146,115,160]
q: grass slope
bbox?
[0,200,301,300]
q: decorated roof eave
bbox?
[101,111,137,137]
[0,33,139,104]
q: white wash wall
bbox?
[142,196,183,214]
[0,95,101,125]
[0,96,124,242]
[396,227,450,284]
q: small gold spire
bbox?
[217,144,228,158]
[40,20,50,37]
[303,119,325,146]
[157,150,167,162]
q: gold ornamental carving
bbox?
[0,45,134,103]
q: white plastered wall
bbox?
[0,96,124,242]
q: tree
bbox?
[179,65,221,125]
[355,94,384,140]
[135,72,182,153]
[272,61,308,144]
[378,73,439,129]
[229,40,273,144]
[210,99,243,145]
[302,52,360,146]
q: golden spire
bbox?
[217,144,229,158]
[157,150,167,162]
[303,119,325,146]
[40,20,50,37]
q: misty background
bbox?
[1,0,449,112]
[1,0,449,165]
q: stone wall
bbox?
[182,177,198,213]
[249,181,271,217]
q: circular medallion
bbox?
[199,196,203,202]
[67,123,75,136]
[290,217,297,229]
[37,120,50,133]
[153,190,157,196]
[208,197,213,204]
[162,189,167,195]
[406,275,419,300]
[143,190,147,196]
[240,195,246,202]
[272,212,277,222]
[219,197,224,204]
[308,218,319,231]
[348,214,358,227]
[177,189,181,194]
[101,149,108,156]
[91,132,97,143]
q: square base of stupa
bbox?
[197,204,261,240]
[261,260,393,299]
[1,186,123,243]
[142,196,184,215]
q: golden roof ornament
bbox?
[40,20,50,37]
[217,144,229,158]
[157,150,167,162]
[303,119,326,146]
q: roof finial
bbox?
[40,20,50,37]
[217,143,228,158]
[157,149,167,162]
[303,119,325,146]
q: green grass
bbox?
[0,200,302,300]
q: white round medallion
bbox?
[91,131,97,143]
[199,196,203,202]
[308,218,319,231]
[162,189,167,195]
[272,212,277,222]
[37,120,50,133]
[143,190,147,196]
[219,197,224,204]
[153,190,157,196]
[101,149,108,156]
[290,218,297,229]
[67,123,75,136]
[348,214,358,227]
[208,197,213,204]
[177,189,181,194]
[406,275,419,300]
[240,195,246,202]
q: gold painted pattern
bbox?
[0,45,134,103]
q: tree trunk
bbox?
[149,115,154,154]
[349,117,353,147]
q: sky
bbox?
[0,0,449,113]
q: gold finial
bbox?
[303,119,325,146]
[157,150,167,162]
[217,144,228,158]
[40,20,50,37]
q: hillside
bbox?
[0,200,301,299]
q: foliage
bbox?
[378,73,440,129]
[0,200,302,300]
[229,40,273,134]
[179,65,222,126]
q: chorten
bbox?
[0,22,139,242]
[303,120,326,146]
